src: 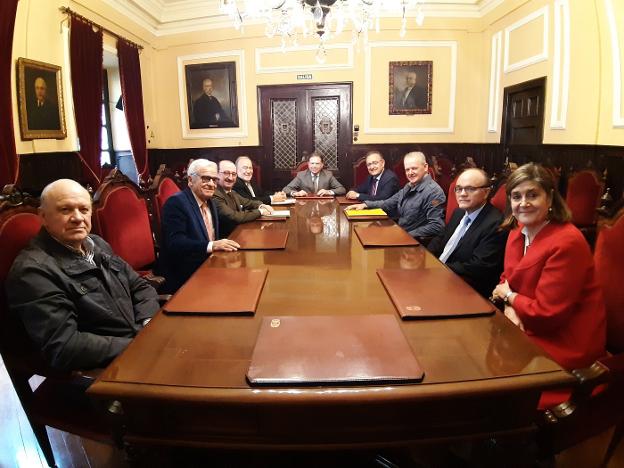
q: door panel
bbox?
[502,77,545,147]
[258,83,352,190]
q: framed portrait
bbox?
[16,58,67,140]
[185,61,239,129]
[389,61,432,115]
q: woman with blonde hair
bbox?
[491,163,606,373]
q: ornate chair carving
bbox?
[92,169,163,289]
[565,169,604,227]
[0,187,117,468]
[536,206,624,466]
[352,156,368,187]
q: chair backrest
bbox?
[352,157,368,187]
[92,169,156,272]
[594,207,624,353]
[392,160,408,187]
[291,161,309,178]
[150,164,181,237]
[565,169,604,226]
[445,176,459,224]
[490,183,507,214]
[252,160,262,187]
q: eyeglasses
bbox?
[454,185,490,194]
[190,173,218,184]
[219,171,237,178]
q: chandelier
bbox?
[220,0,425,62]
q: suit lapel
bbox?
[184,189,208,241]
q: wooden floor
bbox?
[1,355,623,468]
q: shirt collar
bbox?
[520,220,550,255]
[191,189,208,207]
[464,203,486,223]
[50,233,96,265]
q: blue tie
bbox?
[439,216,472,263]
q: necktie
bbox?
[246,182,256,198]
[200,203,215,241]
[313,175,319,193]
[371,178,379,196]
[439,216,472,263]
[403,88,411,106]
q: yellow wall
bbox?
[10,0,624,156]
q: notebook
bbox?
[335,196,356,205]
[246,314,424,385]
[163,267,268,315]
[377,268,496,319]
[344,208,389,221]
[271,198,296,205]
[354,224,419,247]
[294,195,335,200]
[258,210,290,221]
[230,229,289,249]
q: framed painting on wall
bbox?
[16,58,67,140]
[389,61,432,115]
[184,61,239,129]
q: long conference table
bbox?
[88,199,574,449]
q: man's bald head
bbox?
[39,179,92,250]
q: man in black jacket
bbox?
[346,151,400,202]
[7,179,160,371]
[233,156,286,204]
[427,168,507,298]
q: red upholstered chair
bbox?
[150,165,181,245]
[252,160,262,187]
[445,176,459,224]
[92,169,163,288]
[392,160,408,187]
[0,187,118,468]
[291,161,309,178]
[565,169,604,227]
[490,183,507,214]
[352,156,368,187]
[536,206,624,465]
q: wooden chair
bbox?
[352,156,368,187]
[445,175,459,224]
[0,187,118,468]
[150,164,181,246]
[92,169,164,289]
[291,160,309,178]
[536,206,624,466]
[392,160,408,187]
[490,182,507,214]
[252,160,262,187]
[565,169,604,227]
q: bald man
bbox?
[427,168,507,297]
[28,76,61,130]
[7,179,159,371]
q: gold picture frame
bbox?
[389,61,432,115]
[16,57,67,140]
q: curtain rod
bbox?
[59,6,144,50]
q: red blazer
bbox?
[501,222,606,370]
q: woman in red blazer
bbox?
[491,163,606,371]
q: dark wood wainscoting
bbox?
[12,144,624,202]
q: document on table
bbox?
[271,198,296,205]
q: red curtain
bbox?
[69,16,103,187]
[118,39,148,179]
[0,0,20,187]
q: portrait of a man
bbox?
[389,61,432,115]
[185,61,239,129]
[17,58,67,140]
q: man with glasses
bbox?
[233,156,287,204]
[214,160,274,237]
[160,159,240,293]
[428,168,508,298]
[346,151,400,201]
[347,152,445,242]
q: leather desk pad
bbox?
[163,267,268,315]
[354,224,419,247]
[377,268,496,319]
[247,315,424,385]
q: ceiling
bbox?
[102,0,504,36]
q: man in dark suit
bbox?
[214,160,274,237]
[395,71,427,109]
[428,168,508,298]
[28,76,61,130]
[283,153,346,196]
[192,78,230,128]
[160,159,239,293]
[346,151,400,201]
[233,156,287,204]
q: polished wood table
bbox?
[88,200,574,449]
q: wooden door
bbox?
[502,77,546,146]
[258,83,352,190]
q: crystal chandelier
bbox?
[220,0,425,62]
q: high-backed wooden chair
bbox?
[92,169,163,288]
[0,187,117,468]
[252,160,262,187]
[150,164,181,245]
[445,176,460,224]
[490,182,507,214]
[291,160,309,178]
[392,160,408,187]
[565,169,604,227]
[536,206,624,465]
[352,156,368,187]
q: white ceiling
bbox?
[102,0,504,36]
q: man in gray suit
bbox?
[283,153,346,197]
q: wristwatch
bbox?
[503,290,514,304]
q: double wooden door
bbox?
[258,83,352,190]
